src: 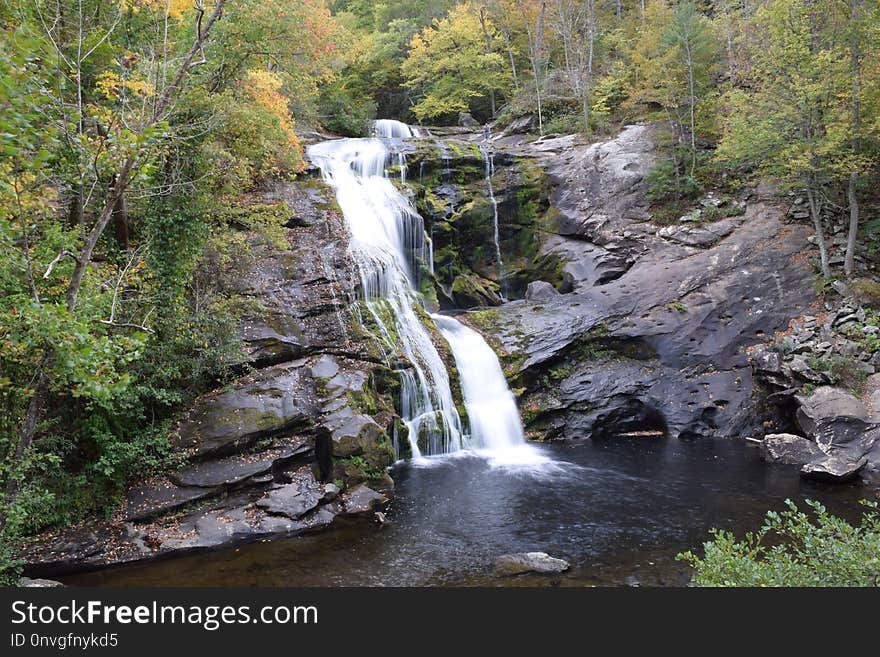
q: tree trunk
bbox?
[479,7,496,117]
[843,0,861,277]
[507,43,519,90]
[112,179,130,249]
[806,186,831,279]
[685,41,697,180]
[845,173,859,276]
[0,366,52,536]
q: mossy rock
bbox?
[451,272,502,308]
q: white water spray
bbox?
[432,315,524,450]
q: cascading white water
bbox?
[481,146,505,298]
[432,315,524,449]
[308,121,464,458]
[373,119,429,139]
[309,119,536,464]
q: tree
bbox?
[549,0,599,135]
[0,0,230,536]
[838,0,880,277]
[715,0,850,278]
[662,0,717,180]
[401,3,511,122]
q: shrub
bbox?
[678,499,880,586]
[851,279,880,310]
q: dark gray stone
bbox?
[341,485,388,515]
[525,280,560,301]
[795,386,869,439]
[458,112,480,128]
[761,433,824,465]
[174,363,317,457]
[256,469,323,519]
[125,483,219,522]
[801,454,868,482]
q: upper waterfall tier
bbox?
[308,121,530,462]
[373,119,429,139]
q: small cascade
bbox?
[373,119,429,139]
[480,146,505,299]
[433,314,544,465]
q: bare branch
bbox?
[42,250,80,280]
[98,320,155,334]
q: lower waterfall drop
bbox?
[433,314,545,465]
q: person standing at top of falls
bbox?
[482,124,491,142]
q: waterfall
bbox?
[432,315,524,449]
[309,119,534,464]
[481,146,505,299]
[373,119,429,139]
[308,121,464,458]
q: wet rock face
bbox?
[549,124,657,244]
[174,363,318,458]
[465,125,817,445]
[404,136,557,305]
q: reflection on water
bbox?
[64,439,869,587]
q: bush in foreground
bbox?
[678,499,880,586]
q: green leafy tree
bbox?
[714,0,853,278]
[402,3,512,122]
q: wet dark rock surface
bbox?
[465,125,817,449]
[20,181,400,576]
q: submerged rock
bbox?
[494,552,570,576]
[19,577,65,587]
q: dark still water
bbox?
[64,438,870,587]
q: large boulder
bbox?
[502,115,535,135]
[812,416,880,455]
[321,407,386,460]
[795,386,869,440]
[494,552,570,576]
[341,485,388,515]
[256,469,324,520]
[458,112,480,128]
[525,280,560,302]
[761,433,824,466]
[801,454,868,483]
[174,363,317,457]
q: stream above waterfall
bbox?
[62,438,867,587]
